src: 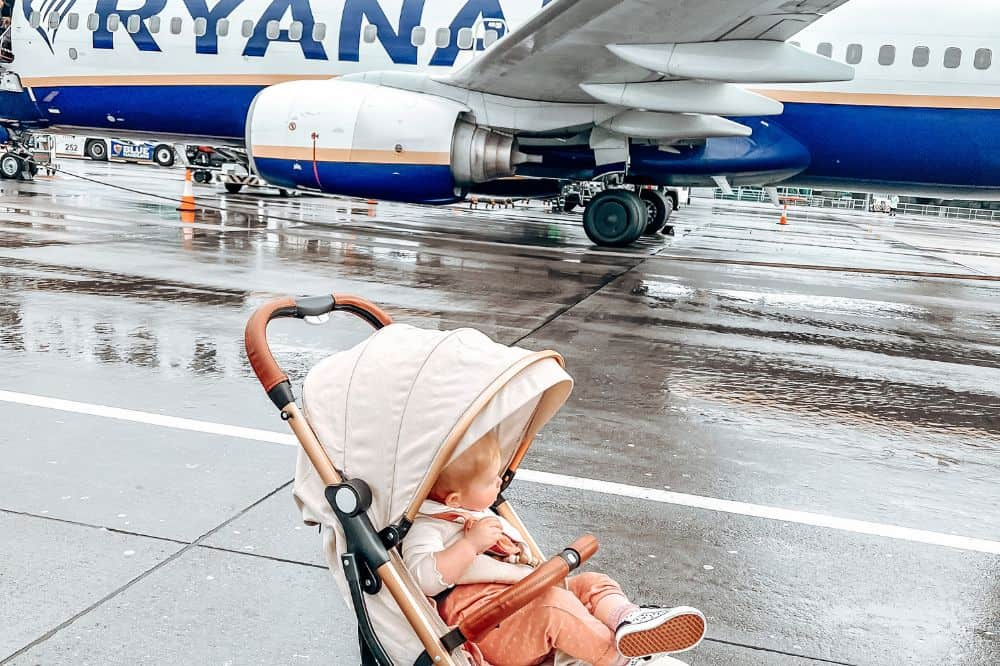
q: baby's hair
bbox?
[430,430,502,501]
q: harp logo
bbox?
[23,0,79,54]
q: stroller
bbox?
[246,294,597,666]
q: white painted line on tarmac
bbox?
[3,388,999,555]
[0,390,296,446]
[516,470,1000,555]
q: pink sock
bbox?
[593,594,640,631]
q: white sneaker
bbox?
[616,606,706,657]
[625,656,689,666]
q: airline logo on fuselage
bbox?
[23,0,551,66]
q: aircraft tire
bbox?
[640,189,670,235]
[583,189,646,247]
[85,139,108,161]
[153,144,175,167]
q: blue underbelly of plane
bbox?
[18,85,261,139]
[3,84,998,193]
[776,102,1000,190]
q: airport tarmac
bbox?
[1,162,998,666]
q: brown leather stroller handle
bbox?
[458,535,599,643]
[245,296,297,397]
[244,294,393,409]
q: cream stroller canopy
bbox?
[294,324,573,531]
[246,296,594,666]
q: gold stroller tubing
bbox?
[284,403,342,486]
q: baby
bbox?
[402,430,706,666]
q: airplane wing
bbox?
[444,0,854,108]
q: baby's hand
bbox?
[466,517,503,553]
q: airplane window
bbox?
[312,23,326,41]
[817,42,832,58]
[846,43,863,64]
[170,17,182,35]
[878,44,895,66]
[457,27,474,50]
[363,24,377,43]
[107,14,120,31]
[435,28,450,48]
[87,13,99,31]
[147,16,160,34]
[127,15,141,34]
[193,17,207,37]
[48,11,60,29]
[944,47,962,69]
[975,48,992,70]
[242,19,253,38]
[411,26,426,47]
[29,11,40,28]
[484,29,499,47]
[289,21,303,41]
[67,13,79,30]
[217,18,229,37]
[912,46,930,67]
[266,20,280,40]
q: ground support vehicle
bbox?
[27,133,56,175]
[49,135,176,167]
[0,126,39,180]
[185,145,291,196]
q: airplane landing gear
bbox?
[639,189,672,235]
[582,189,647,247]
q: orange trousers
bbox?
[438,572,631,666]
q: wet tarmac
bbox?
[1,162,999,665]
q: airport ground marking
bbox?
[3,388,999,556]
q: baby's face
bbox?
[457,459,503,512]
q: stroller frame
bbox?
[246,295,597,666]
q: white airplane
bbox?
[0,0,997,246]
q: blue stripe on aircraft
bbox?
[6,84,999,191]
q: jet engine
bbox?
[246,80,526,204]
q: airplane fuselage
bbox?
[3,0,1000,197]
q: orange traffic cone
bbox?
[178,169,196,213]
[778,203,788,226]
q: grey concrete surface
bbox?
[2,162,999,665]
[0,407,295,542]
[6,547,356,666]
[0,513,180,659]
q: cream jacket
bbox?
[402,500,535,597]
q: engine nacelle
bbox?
[247,80,522,204]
